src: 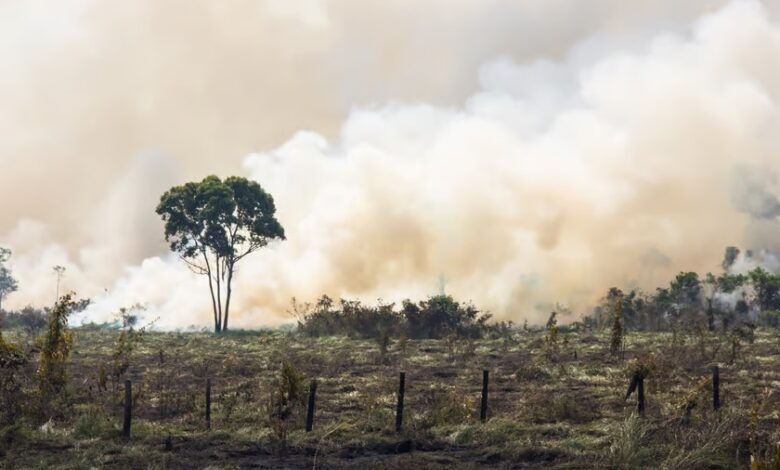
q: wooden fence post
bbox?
[625,372,645,417]
[637,375,645,416]
[712,365,720,410]
[205,378,211,430]
[306,380,317,432]
[480,370,489,422]
[395,372,405,432]
[123,380,132,438]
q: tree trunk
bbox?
[215,258,223,332]
[706,298,715,332]
[203,253,221,333]
[222,263,234,332]
[210,276,221,333]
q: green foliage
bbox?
[295,294,492,340]
[585,247,780,333]
[37,294,76,406]
[543,311,559,360]
[0,330,28,425]
[492,320,516,352]
[0,247,18,313]
[294,295,401,338]
[757,309,780,328]
[403,294,491,339]
[0,306,48,339]
[0,331,25,370]
[376,327,391,359]
[714,272,748,294]
[156,175,285,333]
[670,271,702,306]
[748,267,780,311]
[109,307,148,386]
[722,246,740,270]
[2,304,89,340]
[267,360,306,455]
[609,289,624,357]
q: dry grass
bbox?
[0,327,779,468]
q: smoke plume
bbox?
[3,1,780,327]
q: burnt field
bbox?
[1,326,779,469]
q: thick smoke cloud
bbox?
[2,1,780,327]
[732,165,780,220]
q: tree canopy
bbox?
[156,175,285,332]
[0,247,18,312]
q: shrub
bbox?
[295,294,492,340]
[543,311,559,360]
[0,306,48,338]
[402,295,491,339]
[19,307,47,339]
[0,331,28,425]
[295,296,402,339]
[267,361,306,455]
[609,288,624,357]
[37,294,77,409]
[110,306,148,386]
[376,328,391,360]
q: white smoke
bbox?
[3,1,780,327]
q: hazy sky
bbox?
[2,0,780,327]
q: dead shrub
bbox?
[266,360,306,456]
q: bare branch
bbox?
[179,255,208,275]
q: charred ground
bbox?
[1,324,779,469]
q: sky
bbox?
[2,0,780,328]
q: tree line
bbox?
[583,247,780,333]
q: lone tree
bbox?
[156,176,285,333]
[0,247,18,312]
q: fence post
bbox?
[205,378,211,430]
[395,372,405,432]
[306,380,317,432]
[712,365,720,410]
[123,379,132,438]
[480,370,489,422]
[637,375,645,417]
